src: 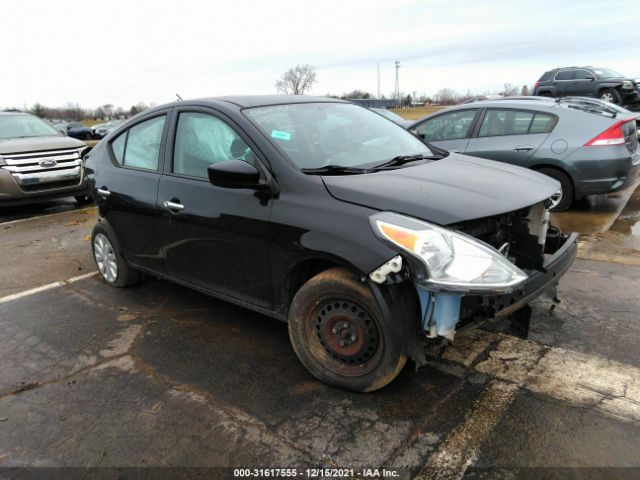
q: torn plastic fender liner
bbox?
[416,285,462,341]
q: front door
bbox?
[156,108,273,308]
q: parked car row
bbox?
[50,119,126,140]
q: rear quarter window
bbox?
[538,71,554,82]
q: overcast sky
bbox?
[2,0,638,110]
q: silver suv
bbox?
[0,112,90,205]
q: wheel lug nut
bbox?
[343,322,349,329]
[339,340,345,347]
[351,335,356,341]
[332,328,338,334]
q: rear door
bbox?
[553,70,575,96]
[411,109,479,152]
[156,107,273,308]
[464,108,557,165]
[95,111,170,272]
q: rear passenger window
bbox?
[479,110,555,137]
[110,116,166,170]
[555,70,574,81]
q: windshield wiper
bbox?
[301,165,369,175]
[370,154,443,171]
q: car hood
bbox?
[0,135,85,154]
[321,153,559,225]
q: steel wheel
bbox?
[310,299,383,376]
[93,233,118,282]
[288,267,407,391]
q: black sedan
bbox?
[54,121,93,140]
[85,96,576,391]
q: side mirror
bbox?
[208,160,260,188]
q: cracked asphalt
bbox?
[1,181,640,479]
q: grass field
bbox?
[390,106,444,120]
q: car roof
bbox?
[142,95,349,115]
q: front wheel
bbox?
[288,267,407,392]
[599,88,622,105]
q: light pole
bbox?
[394,61,401,107]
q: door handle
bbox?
[97,187,110,197]
[514,146,534,152]
[449,148,460,153]
[163,200,185,212]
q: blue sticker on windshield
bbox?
[271,130,292,141]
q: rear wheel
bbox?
[599,89,622,105]
[91,225,141,287]
[288,267,407,392]
[538,167,574,212]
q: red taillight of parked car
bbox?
[584,119,633,146]
[534,82,540,89]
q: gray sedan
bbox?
[409,97,639,210]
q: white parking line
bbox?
[0,271,98,304]
[422,381,518,480]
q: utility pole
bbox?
[394,61,401,107]
[377,62,381,99]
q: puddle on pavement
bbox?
[551,185,637,235]
[572,181,640,262]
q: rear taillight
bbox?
[584,119,633,146]
[534,81,540,89]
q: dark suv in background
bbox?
[533,67,640,107]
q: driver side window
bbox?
[173,112,254,179]
[415,110,478,142]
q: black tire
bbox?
[538,91,552,97]
[288,267,407,392]
[74,194,92,205]
[91,224,141,288]
[538,167,574,212]
[599,88,622,105]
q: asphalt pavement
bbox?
[1,183,639,479]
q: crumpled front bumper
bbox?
[492,232,578,318]
[416,231,578,340]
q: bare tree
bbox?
[342,89,371,99]
[502,83,518,97]
[30,103,47,118]
[275,64,317,95]
[434,88,459,105]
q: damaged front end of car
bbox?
[367,200,578,347]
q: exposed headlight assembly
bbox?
[370,212,527,293]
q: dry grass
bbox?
[390,106,444,120]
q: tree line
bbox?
[3,102,153,121]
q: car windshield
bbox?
[593,68,623,78]
[0,114,61,139]
[244,103,431,170]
